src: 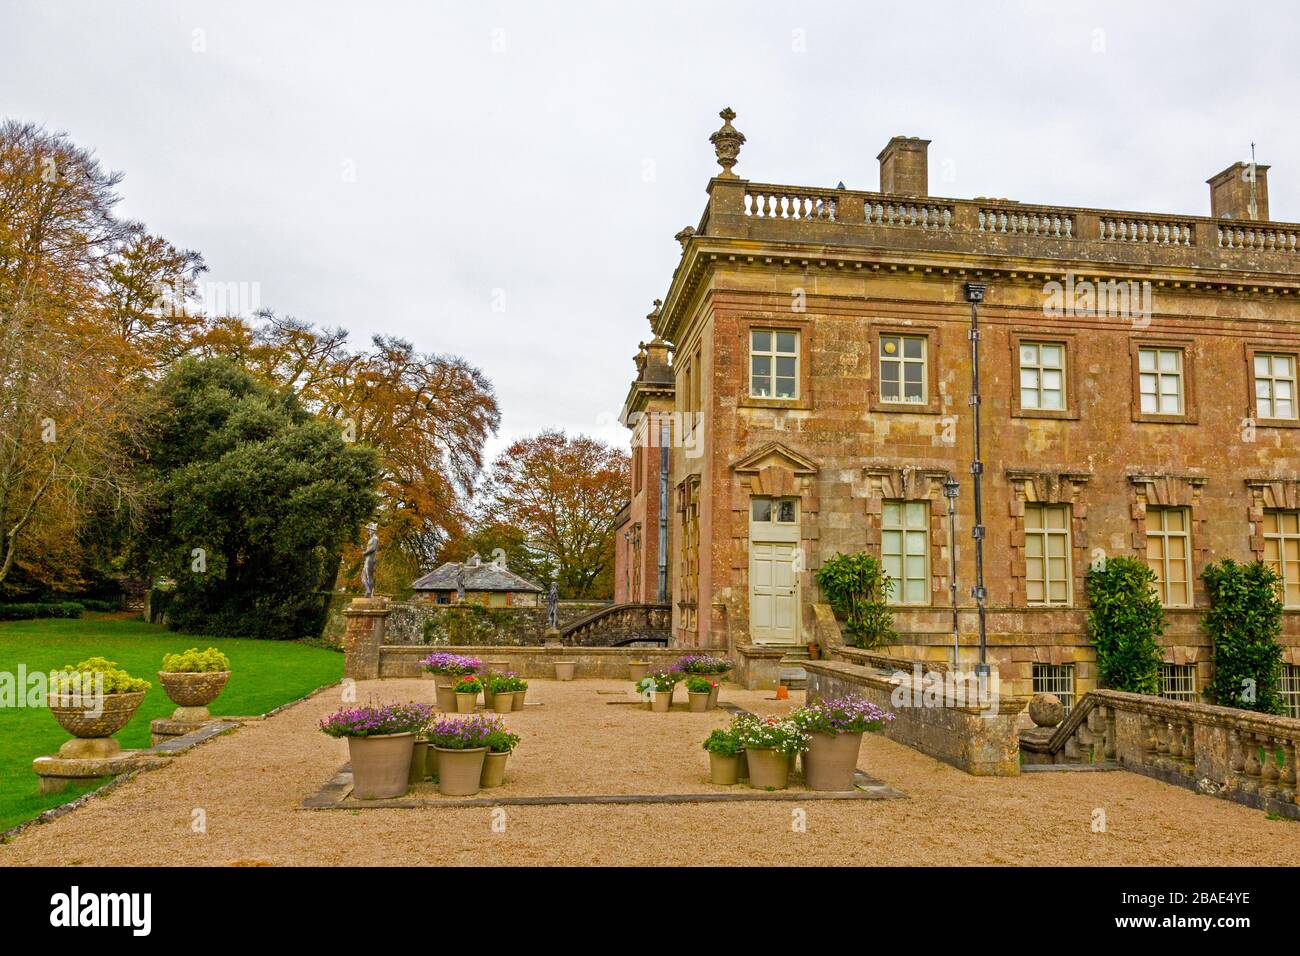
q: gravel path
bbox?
[3,677,1298,866]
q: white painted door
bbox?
[750,541,799,644]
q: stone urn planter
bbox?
[801,731,863,791]
[650,689,672,713]
[435,747,487,796]
[708,751,742,785]
[48,691,148,758]
[349,733,416,800]
[480,749,510,788]
[455,691,477,714]
[157,670,231,721]
[490,692,514,715]
[512,688,526,711]
[745,748,791,790]
[409,740,430,784]
[687,690,709,713]
[434,680,457,713]
[628,661,650,682]
[553,661,576,681]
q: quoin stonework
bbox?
[616,107,1300,707]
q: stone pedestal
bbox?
[33,752,169,795]
[542,627,562,647]
[343,597,391,680]
[151,716,210,746]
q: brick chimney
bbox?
[1208,161,1270,221]
[878,136,931,196]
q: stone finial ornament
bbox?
[1028,692,1064,728]
[646,298,662,335]
[674,226,696,251]
[709,107,745,179]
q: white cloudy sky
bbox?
[4,0,1298,463]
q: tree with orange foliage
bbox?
[478,430,629,599]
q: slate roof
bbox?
[411,561,543,593]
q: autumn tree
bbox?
[478,430,629,599]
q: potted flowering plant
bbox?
[157,647,231,721]
[484,672,515,714]
[508,674,528,711]
[702,727,744,785]
[480,725,521,788]
[677,655,733,708]
[685,676,714,713]
[422,653,482,712]
[47,657,152,757]
[320,701,433,800]
[732,714,809,790]
[454,675,482,713]
[427,713,501,796]
[792,694,893,790]
[635,668,680,712]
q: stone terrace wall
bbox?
[340,600,608,645]
[376,644,688,680]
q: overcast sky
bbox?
[4,0,1298,464]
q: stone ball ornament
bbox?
[1028,692,1065,728]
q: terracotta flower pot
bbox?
[434,682,457,713]
[491,692,514,714]
[49,691,146,740]
[801,731,863,791]
[807,643,822,660]
[553,661,576,681]
[434,746,487,796]
[348,732,416,800]
[409,741,429,784]
[480,750,510,788]
[745,747,791,790]
[687,691,709,713]
[512,689,526,711]
[157,670,230,708]
[628,662,650,682]
[708,751,741,785]
[650,690,671,712]
[455,692,477,714]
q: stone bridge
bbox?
[559,602,672,647]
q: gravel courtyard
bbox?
[3,677,1298,866]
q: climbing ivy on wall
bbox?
[1085,556,1164,695]
[1202,558,1285,714]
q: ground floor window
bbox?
[1283,664,1300,719]
[1032,663,1076,716]
[1160,663,1197,702]
[881,499,929,605]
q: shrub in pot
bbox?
[792,694,893,791]
[454,675,482,713]
[158,646,231,721]
[509,674,528,711]
[485,673,515,714]
[703,727,744,785]
[320,701,433,800]
[427,713,501,796]
[422,653,483,713]
[480,726,521,789]
[733,714,808,790]
[635,669,680,712]
[685,676,714,713]
[677,655,732,708]
[47,657,152,757]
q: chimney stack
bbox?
[878,136,931,196]
[1208,161,1270,221]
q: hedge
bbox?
[0,601,85,621]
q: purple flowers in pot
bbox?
[319,701,433,738]
[426,713,505,750]
[676,654,733,675]
[420,652,482,676]
[791,694,894,736]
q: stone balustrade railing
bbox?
[1218,222,1300,253]
[979,206,1073,238]
[560,602,672,647]
[1099,215,1195,246]
[1021,689,1299,818]
[744,185,840,222]
[865,200,953,230]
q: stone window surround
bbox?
[868,322,943,416]
[1243,342,1300,429]
[1128,474,1209,606]
[1007,329,1081,421]
[736,315,813,411]
[1130,336,1199,425]
[675,474,701,631]
[1006,470,1092,609]
[1246,478,1300,609]
[860,465,952,605]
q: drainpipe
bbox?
[963,281,990,694]
[657,418,669,604]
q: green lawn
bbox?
[0,613,342,833]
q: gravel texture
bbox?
[3,677,1298,866]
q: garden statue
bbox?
[455,564,467,603]
[360,523,378,598]
[546,582,559,630]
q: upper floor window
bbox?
[1146,506,1192,607]
[749,329,798,399]
[881,499,929,605]
[1024,503,1071,605]
[1138,347,1185,415]
[879,334,927,404]
[1254,352,1297,421]
[1019,342,1065,411]
[1262,509,1300,608]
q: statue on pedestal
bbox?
[360,523,378,598]
[546,582,560,630]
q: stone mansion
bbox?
[613,109,1300,712]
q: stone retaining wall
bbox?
[376,644,690,680]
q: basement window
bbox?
[1032,663,1075,716]
[1160,663,1197,702]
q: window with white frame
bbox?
[1254,352,1297,420]
[881,499,929,605]
[1138,347,1185,415]
[1019,342,1066,411]
[1024,503,1071,605]
[1282,665,1300,719]
[1263,510,1300,608]
[1160,663,1197,702]
[1146,507,1192,607]
[879,334,927,404]
[749,329,798,399]
[751,496,798,525]
[1032,663,1075,716]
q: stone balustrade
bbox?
[1098,215,1194,246]
[1021,689,1300,819]
[1218,222,1300,253]
[865,200,953,230]
[744,185,840,222]
[979,206,1073,238]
